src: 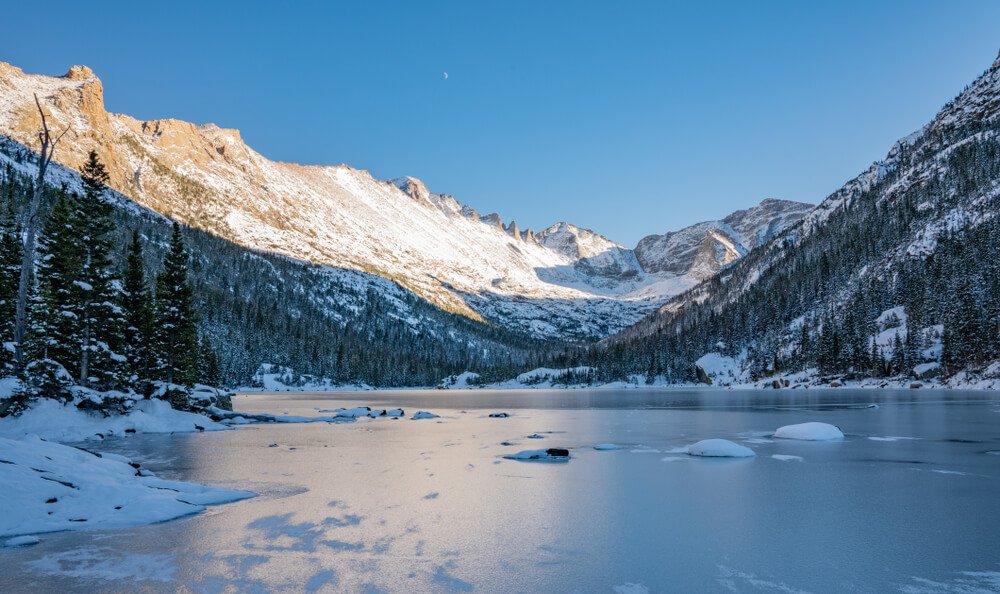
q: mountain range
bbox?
[0,61,810,341]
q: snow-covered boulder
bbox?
[694,353,743,386]
[503,448,570,462]
[411,411,440,420]
[913,362,941,380]
[0,435,253,538]
[774,422,844,441]
[685,439,756,458]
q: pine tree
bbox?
[25,190,82,397]
[154,223,199,388]
[0,189,22,371]
[121,230,155,394]
[197,334,221,386]
[75,151,125,390]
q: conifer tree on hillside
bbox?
[75,151,126,389]
[25,190,82,396]
[197,334,221,387]
[0,187,22,370]
[121,230,155,394]
[155,223,199,387]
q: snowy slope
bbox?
[0,61,811,339]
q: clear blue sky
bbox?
[3,1,999,245]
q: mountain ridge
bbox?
[0,61,811,340]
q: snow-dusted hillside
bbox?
[0,62,811,339]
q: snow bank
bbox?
[685,439,756,458]
[694,353,743,386]
[774,422,844,441]
[0,398,228,442]
[486,366,595,389]
[0,435,253,538]
[502,448,570,462]
[411,411,440,420]
[439,371,481,389]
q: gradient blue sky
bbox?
[4,1,999,244]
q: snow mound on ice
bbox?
[411,411,440,420]
[686,439,756,458]
[502,448,570,462]
[4,535,40,547]
[0,435,253,538]
[771,454,803,462]
[774,422,844,441]
[594,443,625,451]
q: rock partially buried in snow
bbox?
[489,412,511,418]
[526,433,544,439]
[411,411,440,420]
[774,422,844,441]
[594,443,625,451]
[686,439,756,458]
[503,448,570,462]
[4,535,40,547]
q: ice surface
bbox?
[774,422,844,441]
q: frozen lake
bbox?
[2,388,999,593]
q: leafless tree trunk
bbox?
[13,94,68,370]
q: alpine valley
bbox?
[0,49,998,390]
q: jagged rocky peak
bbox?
[537,222,625,259]
[634,198,812,277]
[64,65,96,80]
[393,176,431,202]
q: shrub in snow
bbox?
[685,439,756,458]
[773,422,844,441]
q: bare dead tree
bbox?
[13,94,69,370]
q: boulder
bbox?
[695,365,713,385]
